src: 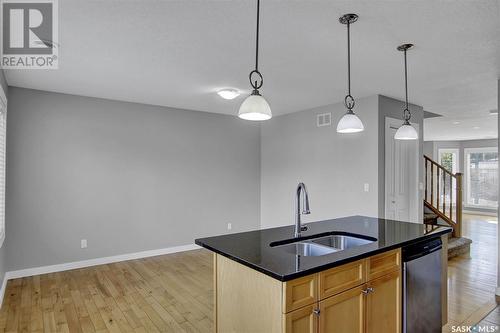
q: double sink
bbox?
[270,233,376,257]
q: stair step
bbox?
[448,237,472,259]
[424,213,439,225]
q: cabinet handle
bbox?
[362,287,374,294]
[313,309,320,316]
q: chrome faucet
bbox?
[295,182,311,238]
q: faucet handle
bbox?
[300,225,308,232]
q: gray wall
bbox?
[5,87,261,271]
[423,141,433,158]
[0,70,7,286]
[378,95,424,221]
[260,96,380,228]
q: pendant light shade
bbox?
[337,111,364,133]
[238,0,272,121]
[238,92,272,121]
[394,122,419,140]
[337,14,364,134]
[395,44,418,140]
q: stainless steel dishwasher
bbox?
[403,237,442,333]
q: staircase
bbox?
[423,155,472,259]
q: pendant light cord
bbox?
[255,0,260,72]
[347,21,351,97]
[403,49,411,122]
[249,0,263,91]
[404,49,408,111]
[344,20,355,111]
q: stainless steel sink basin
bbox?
[310,235,375,250]
[271,233,376,257]
[279,242,338,256]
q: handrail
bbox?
[424,155,455,177]
[424,155,462,238]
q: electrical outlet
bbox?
[364,183,370,192]
[227,223,232,230]
[81,239,87,249]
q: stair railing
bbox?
[424,155,462,237]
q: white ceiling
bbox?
[424,112,498,142]
[4,0,500,118]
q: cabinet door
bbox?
[366,270,401,333]
[284,304,318,333]
[319,285,365,333]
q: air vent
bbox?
[317,113,331,127]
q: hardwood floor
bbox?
[0,250,214,333]
[443,213,499,332]
[0,213,497,332]
[476,305,500,330]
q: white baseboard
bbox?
[0,243,201,307]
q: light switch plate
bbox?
[81,239,87,249]
[364,183,370,192]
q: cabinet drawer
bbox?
[367,249,401,280]
[283,274,318,313]
[319,259,366,300]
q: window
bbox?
[438,148,459,173]
[464,147,498,209]
[0,93,5,247]
[438,149,459,206]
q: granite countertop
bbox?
[195,215,452,281]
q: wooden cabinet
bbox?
[283,274,318,312]
[284,305,317,333]
[319,285,365,333]
[214,248,402,333]
[319,259,366,299]
[366,270,401,333]
[367,249,401,281]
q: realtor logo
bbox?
[1,0,58,69]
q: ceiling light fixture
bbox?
[337,14,364,134]
[238,0,272,121]
[394,44,418,140]
[217,89,240,100]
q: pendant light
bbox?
[238,0,272,121]
[337,14,364,133]
[394,44,418,140]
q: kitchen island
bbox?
[196,215,452,333]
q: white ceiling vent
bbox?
[317,113,331,127]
